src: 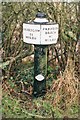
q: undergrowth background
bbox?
[0,2,80,119]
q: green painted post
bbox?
[33,45,47,97]
[33,12,48,97]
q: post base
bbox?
[33,89,46,98]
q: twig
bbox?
[5,51,33,78]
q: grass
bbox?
[2,60,79,119]
[2,91,79,119]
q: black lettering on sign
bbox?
[30,33,33,36]
[26,29,40,32]
[45,39,47,41]
[26,36,36,40]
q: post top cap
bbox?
[36,12,46,18]
[34,12,48,23]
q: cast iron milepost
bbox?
[23,12,59,97]
[33,12,48,97]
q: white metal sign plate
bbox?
[41,24,59,45]
[23,23,59,45]
[23,23,40,44]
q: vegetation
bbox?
[1,2,80,119]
